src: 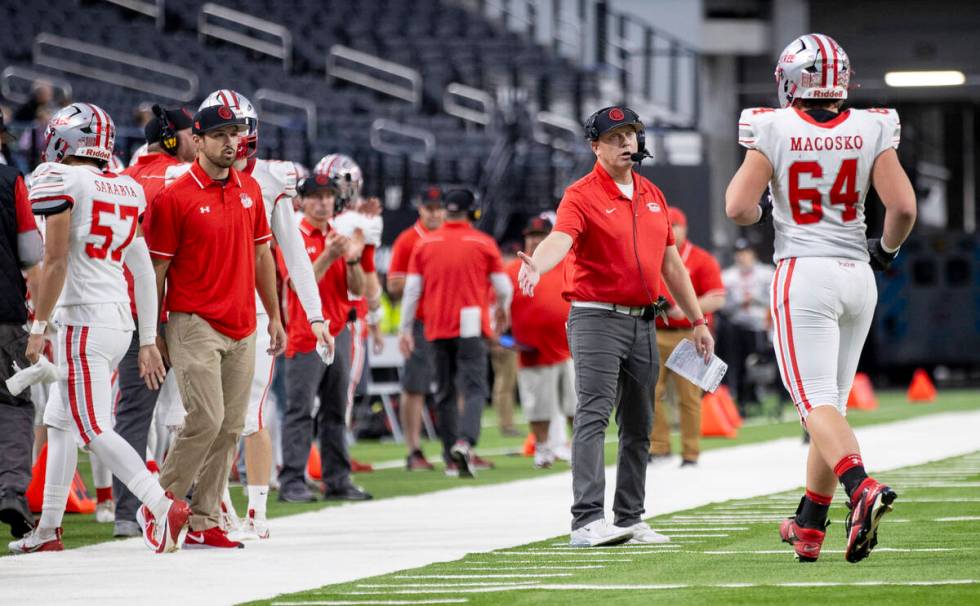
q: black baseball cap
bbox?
[585,106,644,141]
[418,184,444,207]
[192,105,248,135]
[444,188,476,212]
[297,173,340,196]
[144,107,193,144]
[523,215,553,235]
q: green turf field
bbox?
[6,388,977,554]
[249,451,980,605]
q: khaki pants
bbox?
[490,344,517,431]
[649,328,703,461]
[159,313,256,531]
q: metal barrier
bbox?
[443,83,495,126]
[33,33,198,102]
[254,88,317,141]
[0,66,73,105]
[369,119,435,163]
[533,111,584,153]
[198,3,292,71]
[327,45,422,109]
[98,0,166,30]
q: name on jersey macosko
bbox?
[790,135,864,152]
[93,178,141,198]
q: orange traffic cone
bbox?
[701,393,737,438]
[715,385,743,428]
[847,373,879,410]
[908,368,937,403]
[522,433,536,457]
[307,444,322,480]
[26,444,96,514]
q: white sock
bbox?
[247,485,269,518]
[89,450,112,490]
[87,430,171,519]
[222,485,236,515]
[39,427,78,532]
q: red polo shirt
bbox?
[123,152,184,318]
[278,218,351,356]
[389,220,429,321]
[145,160,271,340]
[407,221,504,341]
[656,240,724,330]
[553,162,675,307]
[506,257,570,367]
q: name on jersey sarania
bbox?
[790,135,864,152]
[94,179,140,198]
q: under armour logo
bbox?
[200,206,211,213]
[647,202,661,213]
[306,246,317,254]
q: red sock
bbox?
[833,454,868,499]
[96,487,113,503]
[804,489,833,506]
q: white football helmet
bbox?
[775,34,850,109]
[199,89,258,160]
[42,103,115,164]
[313,153,363,208]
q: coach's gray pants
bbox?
[432,337,488,461]
[280,328,353,493]
[568,308,658,530]
[113,332,161,523]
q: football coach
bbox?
[518,106,714,547]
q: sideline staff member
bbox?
[399,189,512,478]
[518,106,714,547]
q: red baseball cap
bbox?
[668,207,687,227]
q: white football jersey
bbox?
[29,163,146,328]
[738,107,901,262]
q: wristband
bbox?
[366,308,383,326]
[692,317,707,328]
[30,320,48,335]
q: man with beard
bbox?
[144,105,285,549]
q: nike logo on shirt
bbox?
[605,208,616,214]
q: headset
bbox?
[152,104,179,155]
[583,106,651,163]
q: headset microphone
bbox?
[630,149,652,163]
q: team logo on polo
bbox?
[240,193,253,208]
[646,202,661,213]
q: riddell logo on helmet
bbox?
[811,90,845,98]
[780,53,796,63]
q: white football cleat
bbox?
[8,527,64,554]
[569,519,634,547]
[95,500,115,523]
[235,509,270,541]
[219,492,242,534]
[617,521,671,544]
[533,444,555,469]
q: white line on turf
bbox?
[357,583,535,588]
[702,548,969,555]
[466,559,631,564]
[342,580,980,595]
[934,516,980,522]
[454,566,608,570]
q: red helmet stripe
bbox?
[810,34,830,88]
[824,35,841,87]
[98,106,112,149]
[217,91,231,107]
[83,103,103,151]
[323,155,339,178]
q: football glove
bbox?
[867,238,899,272]
[755,196,773,226]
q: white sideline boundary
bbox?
[1,410,978,606]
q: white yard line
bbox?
[2,410,978,606]
[702,547,970,555]
[272,600,469,605]
[934,516,980,522]
[343,580,980,595]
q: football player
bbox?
[726,34,917,563]
[10,104,190,554]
